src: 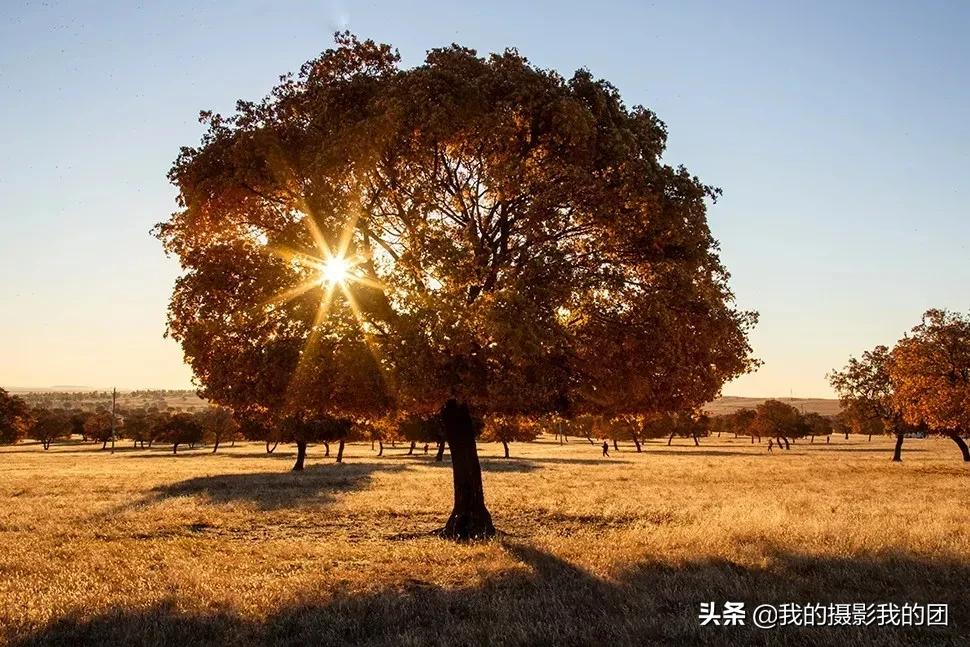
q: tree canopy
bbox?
[156,34,758,538]
[0,389,32,445]
[890,309,970,461]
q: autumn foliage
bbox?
[154,34,757,538]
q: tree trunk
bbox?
[844,431,849,440]
[212,436,220,454]
[377,440,384,457]
[440,400,495,540]
[892,432,904,462]
[868,433,872,442]
[172,443,178,455]
[750,434,755,444]
[323,441,330,457]
[435,440,445,462]
[408,441,416,455]
[336,439,345,463]
[692,432,700,447]
[783,437,790,450]
[810,435,815,444]
[632,435,642,452]
[667,432,674,446]
[948,432,970,462]
[502,440,509,458]
[826,436,830,444]
[102,440,107,450]
[586,435,594,446]
[293,441,307,471]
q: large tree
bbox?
[890,309,970,461]
[829,345,907,461]
[0,389,33,445]
[156,34,757,538]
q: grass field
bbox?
[0,435,967,646]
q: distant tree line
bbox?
[3,312,966,467]
[830,309,970,462]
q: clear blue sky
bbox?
[1,1,968,396]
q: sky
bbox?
[1,1,968,397]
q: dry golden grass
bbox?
[0,434,967,646]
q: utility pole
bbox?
[110,387,117,454]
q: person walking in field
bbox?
[602,441,610,457]
[768,439,774,453]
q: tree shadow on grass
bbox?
[7,542,968,647]
[812,446,926,454]
[639,448,761,457]
[147,462,405,510]
[495,456,611,466]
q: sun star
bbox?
[320,255,351,286]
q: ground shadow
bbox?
[147,462,404,510]
[7,543,967,646]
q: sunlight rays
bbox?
[262,211,392,401]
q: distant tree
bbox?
[727,408,758,442]
[83,409,117,450]
[709,415,731,438]
[0,389,33,445]
[197,407,240,453]
[597,416,645,452]
[802,412,833,444]
[839,402,886,440]
[643,412,709,446]
[890,309,970,461]
[565,415,598,446]
[751,400,805,450]
[158,413,203,454]
[27,409,72,449]
[156,34,758,538]
[119,408,164,448]
[68,410,90,439]
[829,345,907,461]
[546,415,571,445]
[237,415,283,454]
[281,414,354,470]
[399,414,447,461]
[481,416,538,458]
[356,417,398,457]
[615,415,646,452]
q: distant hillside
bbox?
[4,386,96,393]
[705,396,840,416]
[6,389,207,412]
